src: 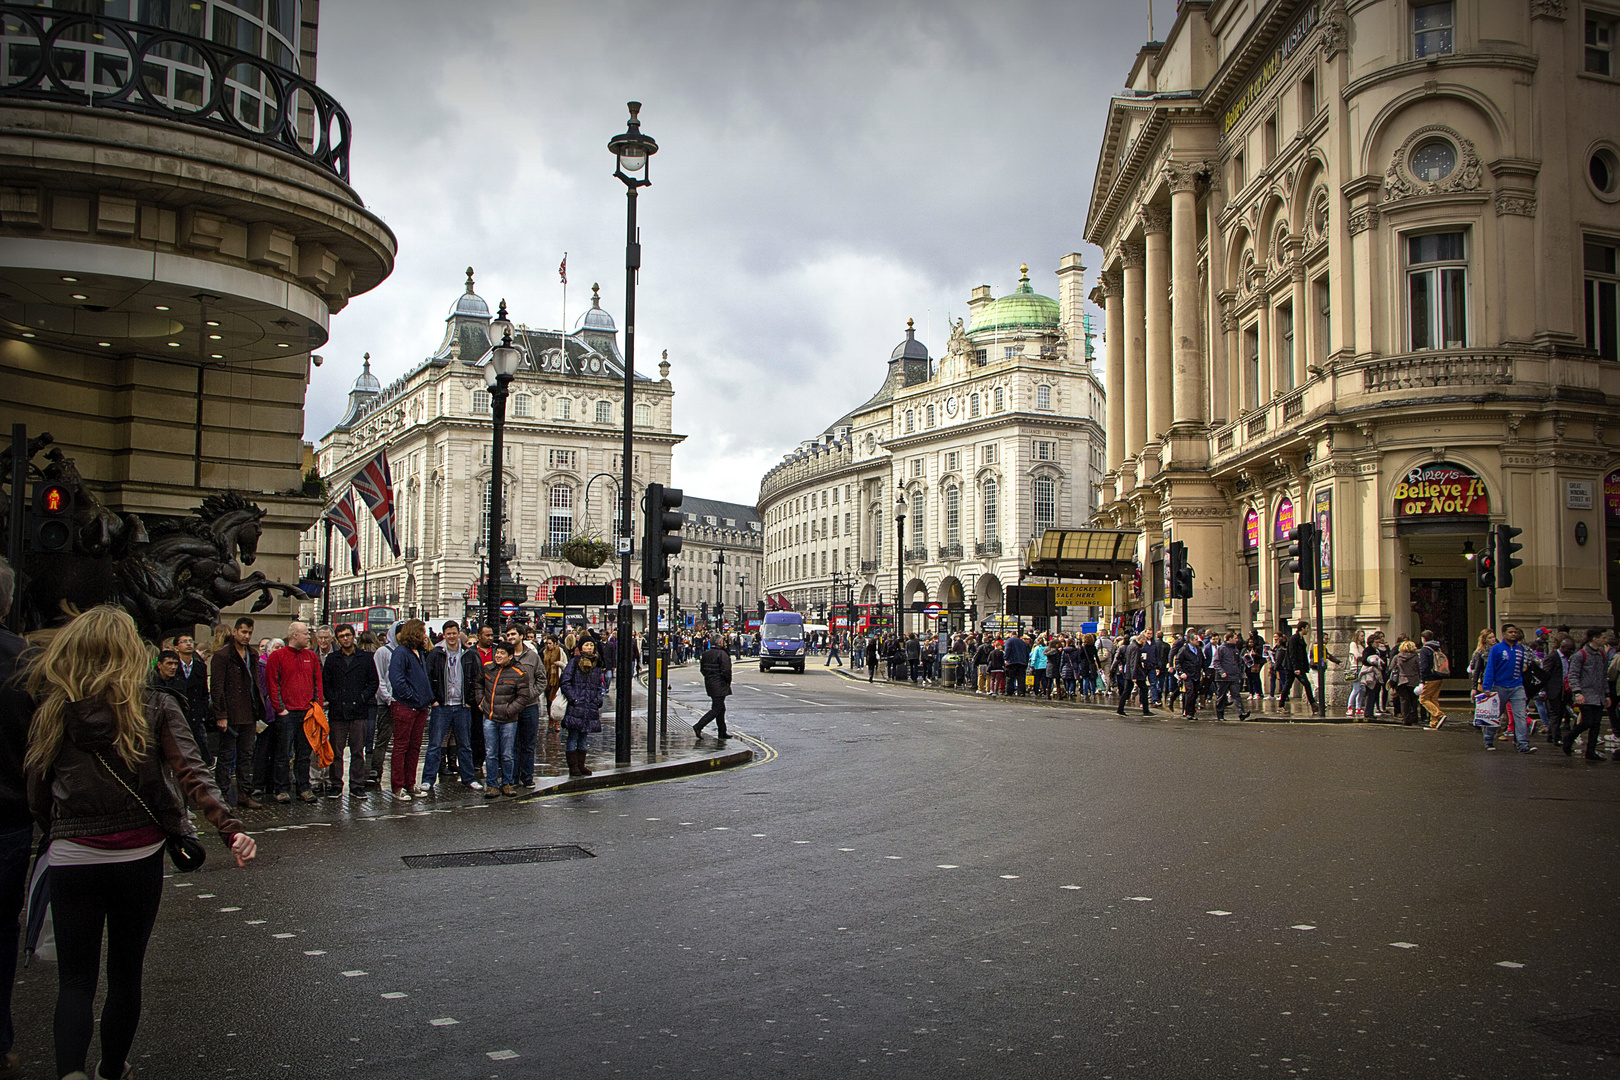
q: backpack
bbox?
[1429,646,1450,676]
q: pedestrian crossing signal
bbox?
[1495,524,1523,588]
[31,480,74,553]
[1285,524,1318,591]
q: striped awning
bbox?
[1024,529,1138,578]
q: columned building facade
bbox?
[1087,0,1620,672]
[759,260,1106,634]
[307,273,682,629]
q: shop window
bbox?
[1588,12,1615,75]
[1407,231,1469,350]
[1413,1,1453,58]
[1586,239,1619,363]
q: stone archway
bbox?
[975,572,1004,617]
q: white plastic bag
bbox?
[1472,691,1501,728]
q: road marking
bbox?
[937,865,959,869]
[381,992,408,999]
[1206,910,1233,916]
[838,848,855,852]
[303,950,326,956]
[795,698,830,707]
[1291,925,1316,931]
[245,920,266,925]
[430,1017,459,1026]
[342,970,367,977]
[1000,874,1019,879]
[752,833,767,837]
[272,933,296,939]
[1126,896,1153,902]
[219,906,241,912]
[793,840,810,844]
[488,1050,519,1060]
[1061,885,1083,890]
[1496,961,1524,968]
[1389,942,1418,949]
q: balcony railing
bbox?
[860,559,880,574]
[1281,388,1305,422]
[905,547,929,563]
[0,4,353,180]
[975,539,1002,557]
[937,543,963,561]
[403,547,419,561]
[1359,351,1513,393]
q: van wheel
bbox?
[793,663,804,674]
[759,662,769,672]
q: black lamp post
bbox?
[894,492,907,639]
[608,101,657,765]
[830,568,842,634]
[738,572,748,629]
[484,302,521,631]
[714,548,725,627]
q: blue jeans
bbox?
[514,704,541,784]
[565,729,589,753]
[0,824,31,1054]
[424,704,475,784]
[1493,686,1531,749]
[483,719,517,787]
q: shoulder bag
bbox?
[93,750,207,872]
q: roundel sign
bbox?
[924,603,942,619]
[500,600,519,617]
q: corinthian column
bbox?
[1121,240,1147,463]
[1142,206,1172,443]
[1102,268,1125,474]
[1167,164,1205,427]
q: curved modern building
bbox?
[1,0,396,632]
[758,259,1106,634]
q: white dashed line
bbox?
[341,970,367,977]
[303,950,326,956]
[1291,925,1316,931]
[1061,885,1083,890]
[245,920,266,925]
[1496,961,1525,968]
[487,1050,519,1060]
[1000,874,1020,879]
[219,907,241,912]
[272,933,296,939]
[1389,942,1418,949]
[1126,896,1153,902]
[1206,910,1233,916]
[381,992,408,999]
[429,1017,459,1026]
[937,865,959,870]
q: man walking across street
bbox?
[1562,628,1614,759]
[1279,621,1318,712]
[825,633,843,666]
[1211,631,1250,721]
[1116,633,1152,716]
[323,624,378,797]
[422,621,483,793]
[1481,623,1537,754]
[1417,630,1449,729]
[263,620,325,803]
[693,635,733,740]
[209,616,264,808]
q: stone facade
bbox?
[1086,0,1620,690]
[671,496,764,629]
[758,258,1107,634]
[305,274,682,631]
[0,0,395,636]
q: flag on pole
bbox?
[350,450,400,557]
[558,253,567,285]
[323,491,362,574]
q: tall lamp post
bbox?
[894,493,907,639]
[713,549,725,628]
[484,302,521,631]
[738,572,748,630]
[608,101,657,765]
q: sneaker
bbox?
[1517,745,1538,754]
[325,788,343,798]
[394,788,412,801]
[1431,716,1445,729]
[467,781,485,791]
[1484,744,1498,751]
[412,783,431,795]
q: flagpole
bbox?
[560,251,568,369]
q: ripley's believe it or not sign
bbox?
[1393,462,1490,518]
[1221,4,1319,136]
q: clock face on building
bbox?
[944,395,958,417]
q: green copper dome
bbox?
[968,265,1060,336]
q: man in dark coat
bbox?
[1211,631,1250,721]
[323,624,379,798]
[0,557,33,1077]
[693,635,733,740]
[209,615,264,808]
[172,632,210,747]
[866,634,879,683]
[1116,633,1152,717]
[1282,620,1318,711]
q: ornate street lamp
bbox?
[608,101,658,764]
[894,492,908,639]
[484,301,521,631]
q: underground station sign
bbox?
[1393,461,1489,518]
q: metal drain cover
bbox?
[1531,1010,1620,1055]
[402,844,594,869]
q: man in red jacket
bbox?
[264,621,325,804]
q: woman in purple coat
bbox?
[559,639,607,778]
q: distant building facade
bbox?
[671,496,763,628]
[757,259,1106,634]
[306,272,682,629]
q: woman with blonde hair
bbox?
[1393,638,1423,726]
[25,605,255,1080]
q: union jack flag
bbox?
[559,253,567,285]
[350,450,400,557]
[323,491,361,574]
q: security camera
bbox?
[312,354,324,367]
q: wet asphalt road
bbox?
[11,662,1619,1079]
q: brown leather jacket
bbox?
[28,687,244,845]
[210,642,262,727]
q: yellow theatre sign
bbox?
[1221,4,1318,137]
[1053,583,1116,607]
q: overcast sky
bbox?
[307,0,1175,507]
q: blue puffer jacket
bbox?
[559,657,607,733]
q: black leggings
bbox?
[50,850,164,1078]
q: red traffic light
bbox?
[36,483,69,515]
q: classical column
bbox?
[1142,206,1173,443]
[1168,164,1205,427]
[1256,287,1273,404]
[1121,240,1148,464]
[1102,267,1126,474]
[1204,171,1229,425]
[1220,300,1239,419]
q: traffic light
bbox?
[1168,540,1194,600]
[1475,531,1496,589]
[1285,523,1318,591]
[1495,524,1523,588]
[31,479,74,553]
[639,483,683,596]
[699,600,709,624]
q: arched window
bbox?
[555,397,572,420]
[982,478,998,539]
[548,485,573,546]
[925,404,936,427]
[993,386,1005,411]
[595,400,611,424]
[1032,476,1056,534]
[1036,384,1051,410]
[970,393,981,417]
[634,402,652,427]
[945,485,960,545]
[905,410,915,433]
[512,393,531,418]
[911,491,925,550]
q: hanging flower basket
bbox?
[559,536,612,569]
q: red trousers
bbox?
[389,703,428,791]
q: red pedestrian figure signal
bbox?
[31,480,75,553]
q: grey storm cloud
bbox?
[306,0,1172,504]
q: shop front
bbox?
[1395,462,1492,680]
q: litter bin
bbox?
[941,656,960,688]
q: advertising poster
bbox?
[1275,497,1295,542]
[1314,487,1334,593]
[1607,468,1620,522]
[1244,507,1260,550]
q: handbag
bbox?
[93,751,207,872]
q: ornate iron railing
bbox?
[0,3,352,181]
[937,543,963,561]
[859,559,880,574]
[905,547,929,563]
[975,539,1002,557]
[403,546,419,561]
